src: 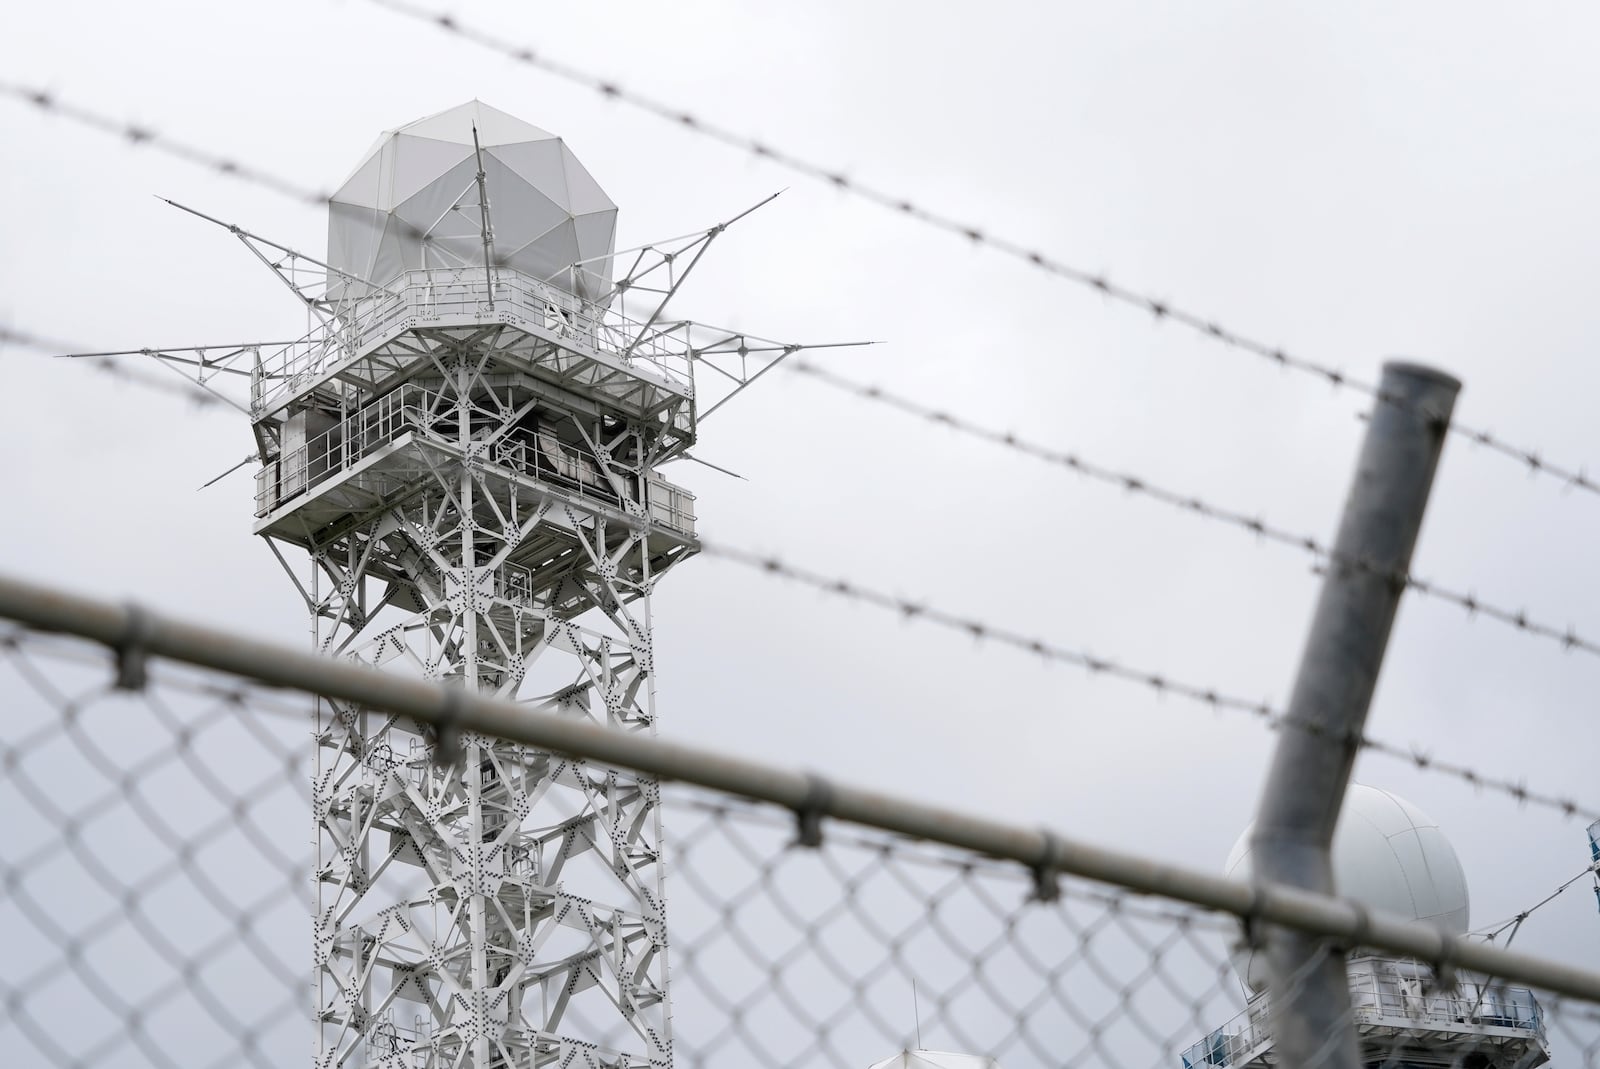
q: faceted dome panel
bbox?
[327,100,617,303]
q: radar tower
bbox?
[69,99,865,1069]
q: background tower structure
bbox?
[81,100,852,1069]
[1183,786,1551,1069]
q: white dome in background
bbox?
[327,100,618,303]
[867,1052,1004,1069]
[1225,784,1471,992]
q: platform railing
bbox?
[249,267,694,413]
[1347,968,1546,1038]
[1182,960,1547,1068]
[254,387,696,536]
[253,384,430,516]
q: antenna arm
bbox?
[158,196,385,306]
[592,190,785,310]
[618,234,720,363]
[681,326,878,422]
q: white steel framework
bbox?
[266,288,692,1068]
[69,101,864,1069]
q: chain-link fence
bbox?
[3,593,1599,1069]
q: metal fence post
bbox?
[1252,361,1460,1068]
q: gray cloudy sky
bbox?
[2,0,1598,1052]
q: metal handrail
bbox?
[1346,973,1545,1037]
[254,383,432,515]
[250,267,693,413]
[1183,962,1546,1067]
[254,386,696,535]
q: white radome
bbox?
[1225,784,1471,992]
[326,100,618,303]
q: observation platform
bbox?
[254,383,694,525]
[252,380,697,607]
[248,266,695,453]
[1181,957,1548,1068]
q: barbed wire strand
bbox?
[361,0,1600,506]
[787,358,1600,666]
[699,541,1597,825]
[6,70,1597,506]
[0,82,329,205]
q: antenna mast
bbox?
[471,121,497,311]
[913,979,924,1050]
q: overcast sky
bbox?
[3,0,1599,1061]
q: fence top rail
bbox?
[1,566,1598,1006]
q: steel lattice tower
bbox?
[274,103,693,1069]
[97,100,852,1068]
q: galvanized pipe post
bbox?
[1252,361,1460,1068]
